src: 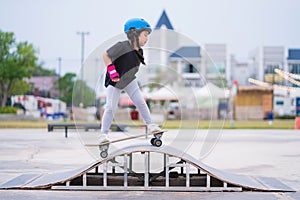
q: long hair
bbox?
[126,28,145,65]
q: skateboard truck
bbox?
[99,143,109,158]
[150,132,163,147]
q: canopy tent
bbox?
[195,82,228,98]
[117,82,227,108]
[148,83,228,106]
[148,85,188,101]
[119,91,149,107]
[193,82,228,108]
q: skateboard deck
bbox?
[86,130,167,158]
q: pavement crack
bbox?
[24,145,40,162]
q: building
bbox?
[169,46,202,87]
[230,55,254,86]
[203,44,229,87]
[140,10,230,88]
[287,49,300,87]
[247,47,300,116]
[234,86,273,120]
[25,76,59,98]
[140,10,180,87]
[248,46,287,85]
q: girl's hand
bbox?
[111,77,120,82]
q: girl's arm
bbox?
[103,52,112,66]
[103,52,120,82]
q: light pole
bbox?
[76,31,90,105]
[57,57,62,113]
[77,31,90,80]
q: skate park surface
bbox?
[0,128,300,200]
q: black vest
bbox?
[105,41,144,89]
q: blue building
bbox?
[287,49,300,87]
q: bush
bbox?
[0,107,18,114]
[275,115,296,120]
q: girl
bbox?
[99,18,162,143]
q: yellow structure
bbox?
[234,86,273,120]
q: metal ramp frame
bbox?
[0,145,294,192]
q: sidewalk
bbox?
[0,128,299,199]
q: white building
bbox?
[230,55,255,86]
[249,46,287,84]
[248,47,300,116]
[203,44,230,87]
[140,10,230,88]
[169,46,203,87]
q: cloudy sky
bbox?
[1,0,299,75]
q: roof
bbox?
[195,82,228,98]
[238,85,273,92]
[169,46,201,59]
[155,10,174,30]
[24,76,58,91]
[288,49,300,60]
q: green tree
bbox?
[30,65,56,76]
[56,73,95,107]
[10,79,31,96]
[0,30,39,107]
[72,80,96,108]
[57,73,76,106]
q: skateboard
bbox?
[86,130,167,158]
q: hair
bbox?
[126,28,145,65]
[126,28,140,49]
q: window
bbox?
[276,101,284,105]
[207,62,225,74]
[183,63,197,73]
[184,79,201,87]
[265,64,280,74]
[264,64,284,83]
[289,64,300,87]
[290,64,300,74]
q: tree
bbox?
[56,73,95,107]
[10,79,31,96]
[72,80,96,108]
[0,30,39,107]
[57,73,76,106]
[30,65,56,76]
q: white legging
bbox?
[101,79,151,133]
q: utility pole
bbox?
[76,31,90,106]
[58,57,62,113]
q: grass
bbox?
[0,119,296,129]
[0,120,49,129]
[162,120,296,129]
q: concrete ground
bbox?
[0,128,299,200]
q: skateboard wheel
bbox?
[100,151,108,158]
[150,138,155,145]
[153,139,162,147]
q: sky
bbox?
[1,0,300,76]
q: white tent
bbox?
[149,85,188,101]
[147,83,228,109]
[194,82,228,108]
[195,82,228,99]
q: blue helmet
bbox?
[124,18,152,34]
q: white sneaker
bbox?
[98,134,109,144]
[147,123,162,134]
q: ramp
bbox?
[0,145,294,192]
